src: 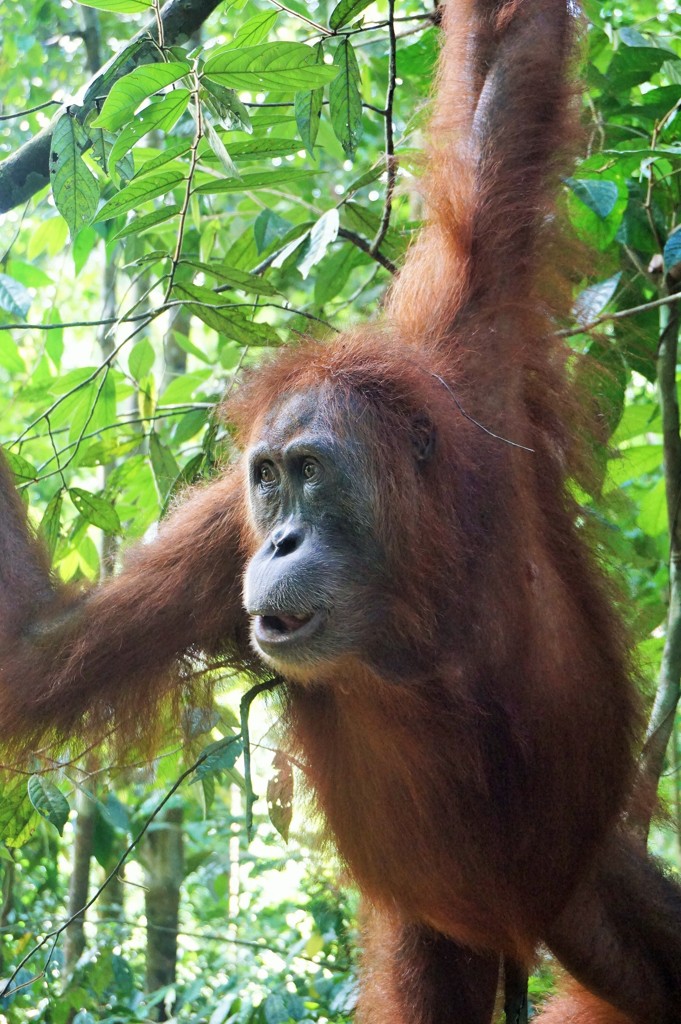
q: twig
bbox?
[265,0,330,35]
[95,917,348,971]
[0,100,60,122]
[338,228,397,273]
[370,0,397,256]
[560,291,681,337]
[165,61,202,303]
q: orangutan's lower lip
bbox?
[252,610,325,647]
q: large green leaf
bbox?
[27,776,70,836]
[194,167,316,194]
[0,777,40,848]
[113,203,181,239]
[179,258,277,295]
[194,736,243,781]
[329,0,374,30]
[173,281,278,345]
[329,39,363,156]
[50,114,99,237]
[203,42,340,92]
[92,62,190,132]
[0,272,32,319]
[233,10,279,46]
[298,209,340,279]
[70,488,121,533]
[295,42,325,158]
[75,0,151,10]
[107,90,191,168]
[94,169,185,221]
[566,178,619,219]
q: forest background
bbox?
[0,0,679,1020]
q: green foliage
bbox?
[0,0,680,1018]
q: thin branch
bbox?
[370,0,397,256]
[560,290,681,337]
[94,917,348,970]
[165,61,202,303]
[338,227,397,274]
[265,0,330,35]
[0,100,60,122]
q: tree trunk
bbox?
[64,788,96,972]
[143,804,184,1021]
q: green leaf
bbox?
[314,243,367,304]
[233,10,279,46]
[295,86,323,157]
[220,136,301,159]
[70,488,121,534]
[573,273,621,325]
[298,209,340,279]
[73,225,99,275]
[112,203,181,240]
[92,62,190,132]
[608,45,667,90]
[179,259,277,295]
[0,335,26,375]
[132,140,192,180]
[75,0,151,10]
[566,178,619,219]
[108,90,191,168]
[0,776,40,848]
[173,282,278,345]
[194,736,243,781]
[266,751,293,842]
[128,338,155,380]
[203,42,340,92]
[94,169,185,221]
[3,450,37,485]
[605,444,662,490]
[40,492,63,558]
[637,476,667,538]
[329,0,373,30]
[27,775,70,836]
[566,177,626,251]
[397,29,438,79]
[0,273,32,319]
[49,115,100,237]
[329,39,363,156]
[150,433,180,500]
[194,167,315,194]
[204,122,240,178]
[201,81,253,133]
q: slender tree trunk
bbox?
[64,787,96,972]
[143,804,184,1021]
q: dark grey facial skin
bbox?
[243,390,385,675]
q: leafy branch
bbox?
[0,0,226,213]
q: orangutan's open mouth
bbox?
[253,609,325,649]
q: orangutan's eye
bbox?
[259,461,276,485]
[302,459,319,481]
